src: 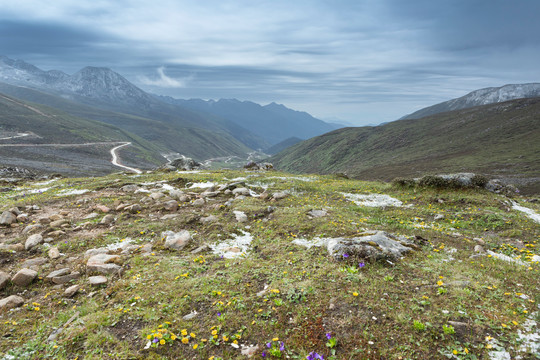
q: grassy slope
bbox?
[0,170,538,359]
[270,98,540,188]
[0,83,251,161]
[0,93,165,170]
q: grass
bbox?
[0,169,539,359]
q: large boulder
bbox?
[169,157,201,171]
[12,268,38,287]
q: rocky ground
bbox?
[0,169,539,359]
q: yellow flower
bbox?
[34,307,40,311]
[211,330,218,335]
[201,338,208,342]
[190,332,196,338]
[512,321,518,326]
[181,329,188,336]
[453,350,458,355]
[272,337,279,341]
[486,344,493,349]
[182,337,189,344]
[171,335,177,341]
[464,348,469,354]
[437,280,444,286]
[352,292,359,297]
[223,335,229,341]
[193,344,198,350]
[147,335,152,340]
[155,333,162,339]
[159,339,165,345]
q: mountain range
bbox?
[0,56,339,170]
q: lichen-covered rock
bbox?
[163,230,191,250]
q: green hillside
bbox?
[0,93,164,175]
[270,98,540,193]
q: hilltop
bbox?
[0,169,538,359]
[270,97,540,194]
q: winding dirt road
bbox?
[0,140,142,174]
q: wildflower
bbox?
[146,334,152,340]
[153,338,159,343]
[280,342,285,351]
[358,262,365,268]
[182,337,189,344]
[267,342,272,348]
[352,292,359,297]
[193,344,198,349]
[159,339,165,345]
[326,333,332,340]
[171,335,177,341]
[190,332,196,338]
[306,351,324,360]
[272,337,279,341]
[342,253,349,258]
[437,280,444,286]
[181,329,188,336]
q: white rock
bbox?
[25,233,43,250]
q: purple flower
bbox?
[267,342,272,348]
[262,351,267,357]
[306,352,324,360]
[153,338,159,343]
[342,253,349,258]
[326,332,332,340]
[358,262,365,268]
[217,312,221,317]
[279,341,285,351]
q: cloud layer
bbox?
[1,0,539,125]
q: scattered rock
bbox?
[16,214,28,223]
[46,268,71,281]
[0,271,9,290]
[48,247,61,259]
[0,295,24,310]
[25,233,43,250]
[169,157,201,171]
[232,187,250,196]
[48,230,66,238]
[64,284,80,298]
[272,192,288,200]
[21,257,48,269]
[163,200,178,212]
[12,268,38,287]
[87,254,123,275]
[22,224,42,234]
[191,245,210,254]
[234,211,248,223]
[163,230,191,250]
[182,310,198,320]
[192,198,205,206]
[125,204,142,213]
[200,215,218,224]
[0,210,17,226]
[100,214,115,225]
[474,245,485,254]
[434,214,445,221]
[0,243,24,251]
[150,192,166,200]
[473,237,485,245]
[95,205,110,213]
[307,209,328,218]
[88,275,108,286]
[121,184,139,192]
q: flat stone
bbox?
[0,271,9,290]
[25,234,43,250]
[83,212,99,220]
[163,230,191,250]
[161,214,180,220]
[38,217,51,224]
[200,215,218,224]
[272,192,288,200]
[203,191,220,198]
[49,214,63,221]
[232,187,249,196]
[22,224,43,234]
[473,237,486,245]
[88,275,107,286]
[95,205,110,213]
[0,211,17,226]
[150,192,166,200]
[21,257,48,268]
[16,214,28,223]
[12,268,38,287]
[163,200,178,211]
[434,214,445,221]
[8,207,21,216]
[64,284,80,298]
[48,247,61,259]
[85,248,109,257]
[48,230,66,237]
[100,214,115,225]
[168,189,185,200]
[182,310,198,320]
[126,204,142,214]
[140,243,152,254]
[52,272,81,285]
[307,209,328,218]
[0,243,24,251]
[46,268,71,280]
[192,198,205,206]
[234,211,248,223]
[0,295,24,310]
[121,184,139,192]
[474,245,485,253]
[87,254,123,275]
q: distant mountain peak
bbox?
[402,82,540,120]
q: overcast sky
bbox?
[1,0,540,125]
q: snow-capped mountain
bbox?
[402,83,540,120]
[0,55,155,107]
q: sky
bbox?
[1,0,540,125]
